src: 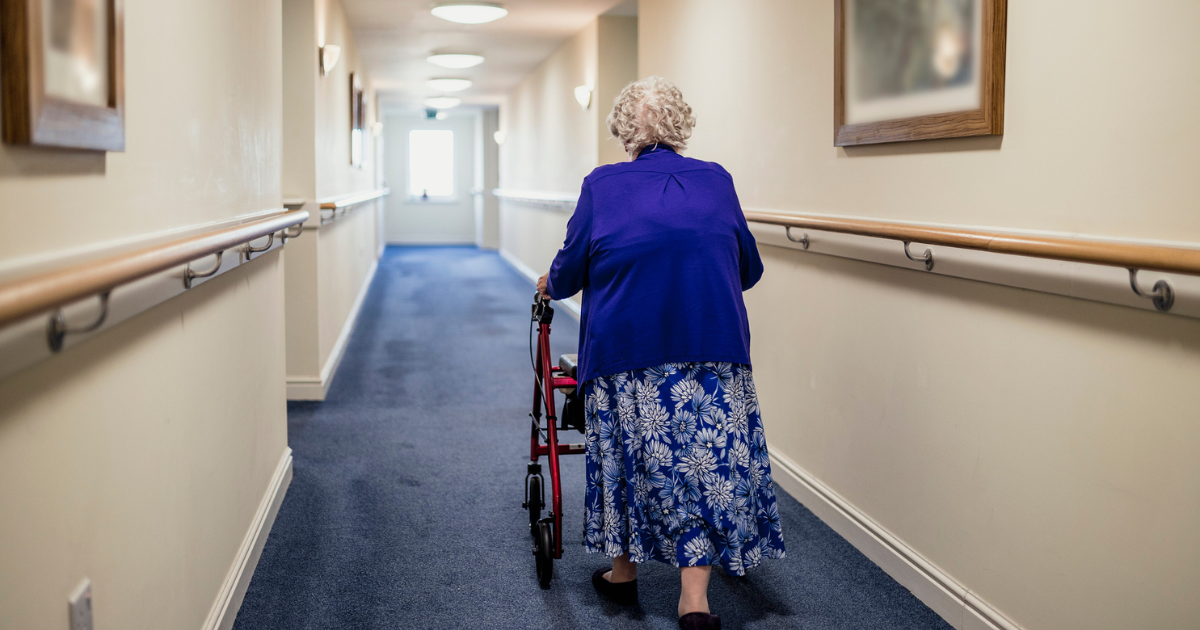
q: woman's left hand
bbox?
[537,274,551,301]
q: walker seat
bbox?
[558,354,578,380]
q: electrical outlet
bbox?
[69,579,92,630]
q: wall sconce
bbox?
[493,130,506,145]
[371,121,384,137]
[574,85,593,111]
[320,44,342,76]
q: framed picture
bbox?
[834,0,1006,147]
[1,0,125,151]
[350,72,364,167]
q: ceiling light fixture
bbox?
[320,44,341,76]
[425,97,462,109]
[427,53,485,69]
[431,2,508,24]
[426,78,473,92]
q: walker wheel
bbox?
[526,475,543,535]
[534,518,554,588]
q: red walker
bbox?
[523,293,586,588]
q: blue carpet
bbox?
[233,246,953,630]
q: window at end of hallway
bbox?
[408,129,455,200]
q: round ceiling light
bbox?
[426,78,473,92]
[431,2,508,24]
[425,97,462,109]
[427,53,485,69]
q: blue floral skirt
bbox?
[583,362,786,575]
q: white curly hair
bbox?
[606,76,696,158]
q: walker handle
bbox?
[532,292,554,324]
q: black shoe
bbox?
[678,612,722,630]
[591,568,638,605]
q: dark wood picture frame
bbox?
[1,0,125,151]
[834,0,1006,147]
[350,72,364,167]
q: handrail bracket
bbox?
[1129,269,1174,312]
[903,241,935,271]
[785,227,810,250]
[184,251,225,289]
[47,292,110,352]
[282,224,304,241]
[242,233,276,261]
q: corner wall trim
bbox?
[767,447,1021,630]
[204,447,293,630]
[286,257,378,400]
[498,248,581,319]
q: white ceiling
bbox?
[344,0,637,114]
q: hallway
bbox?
[3,1,1200,629]
[233,247,950,629]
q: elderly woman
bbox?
[537,77,785,630]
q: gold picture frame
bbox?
[834,0,1006,147]
[350,72,364,167]
[2,0,125,151]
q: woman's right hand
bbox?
[537,273,552,301]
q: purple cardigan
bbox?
[546,146,764,384]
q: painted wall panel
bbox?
[0,3,287,626]
[636,1,1200,628]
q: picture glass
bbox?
[350,74,364,167]
[845,0,980,125]
[41,0,109,107]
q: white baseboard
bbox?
[767,447,1022,630]
[284,376,326,401]
[287,258,378,400]
[498,248,581,319]
[204,447,293,630]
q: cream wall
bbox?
[475,108,501,249]
[383,112,478,244]
[0,1,289,628]
[498,16,637,277]
[596,16,639,165]
[640,1,1200,240]
[0,2,282,258]
[283,0,382,399]
[500,21,598,194]
[282,0,318,200]
[317,207,378,363]
[637,1,1200,629]
[314,0,377,199]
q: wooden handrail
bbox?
[744,210,1200,277]
[318,187,390,210]
[0,210,308,328]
